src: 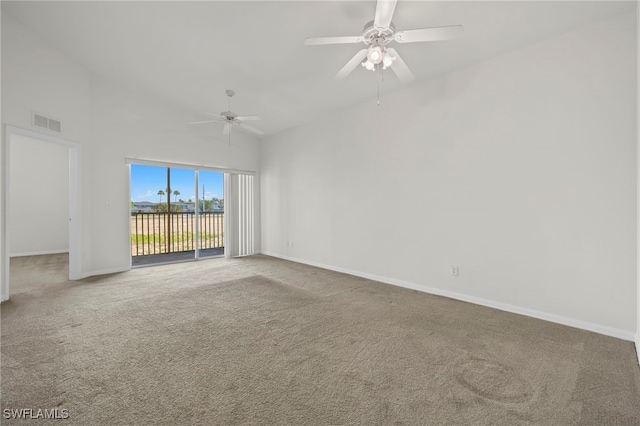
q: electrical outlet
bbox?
[451,266,459,276]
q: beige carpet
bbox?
[2,254,639,425]
[8,253,69,295]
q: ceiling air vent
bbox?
[48,118,62,133]
[33,113,48,129]
[32,112,62,133]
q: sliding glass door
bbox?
[130,164,224,266]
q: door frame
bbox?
[2,125,83,301]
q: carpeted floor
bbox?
[2,254,639,425]
[8,253,70,295]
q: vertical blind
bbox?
[238,174,254,256]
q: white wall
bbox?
[636,5,639,363]
[9,134,69,256]
[261,12,637,337]
[1,4,5,301]
[1,13,261,279]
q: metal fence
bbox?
[131,212,224,256]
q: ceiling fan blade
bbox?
[222,122,231,136]
[238,122,265,136]
[204,113,226,120]
[374,0,398,29]
[395,25,464,43]
[304,36,364,46]
[236,115,261,122]
[335,49,368,80]
[189,120,220,125]
[386,48,414,83]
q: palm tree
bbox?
[173,190,180,203]
[157,190,165,204]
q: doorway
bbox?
[2,126,82,301]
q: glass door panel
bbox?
[197,171,225,258]
[130,164,195,266]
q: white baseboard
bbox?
[261,251,635,342]
[80,266,130,279]
[636,335,640,366]
[10,249,69,257]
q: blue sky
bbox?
[131,164,224,203]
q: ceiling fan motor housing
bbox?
[221,111,238,120]
[362,20,395,45]
[223,89,238,122]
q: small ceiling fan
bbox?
[189,90,264,138]
[305,0,463,83]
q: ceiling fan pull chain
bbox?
[377,67,381,106]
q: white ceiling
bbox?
[2,1,635,136]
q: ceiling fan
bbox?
[189,90,264,138]
[304,0,463,83]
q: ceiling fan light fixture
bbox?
[367,45,383,64]
[362,58,376,71]
[382,50,396,68]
